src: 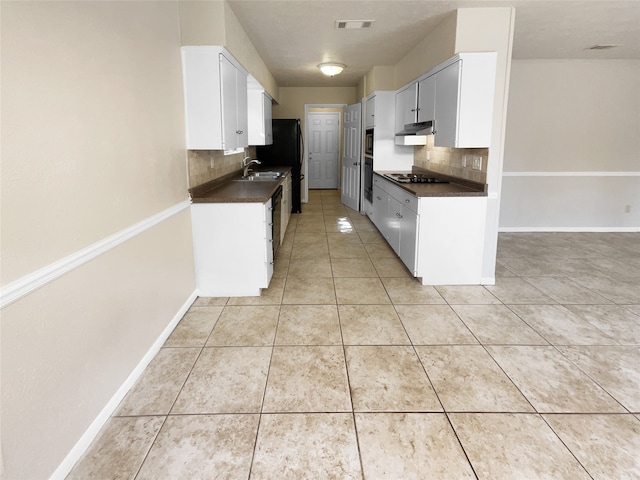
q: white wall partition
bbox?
[501,60,640,231]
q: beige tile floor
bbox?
[68,190,640,479]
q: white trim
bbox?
[502,171,640,177]
[481,277,496,286]
[499,226,640,233]
[49,290,198,480]
[1,200,191,310]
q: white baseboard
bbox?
[499,227,640,233]
[481,277,496,285]
[49,290,198,480]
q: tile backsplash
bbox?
[414,135,487,184]
[187,147,257,188]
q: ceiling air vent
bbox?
[586,44,622,50]
[336,20,374,29]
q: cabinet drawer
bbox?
[375,175,418,213]
[395,189,418,213]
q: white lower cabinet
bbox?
[371,174,486,284]
[191,201,273,297]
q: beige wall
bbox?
[393,10,458,90]
[363,66,395,97]
[223,2,279,101]
[0,2,196,478]
[178,0,279,102]
[178,0,225,45]
[500,59,640,229]
[505,60,640,172]
[273,87,357,120]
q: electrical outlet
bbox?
[210,155,214,169]
[426,151,431,161]
[461,155,467,167]
[472,156,483,170]
[624,205,631,213]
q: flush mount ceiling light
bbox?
[319,63,345,77]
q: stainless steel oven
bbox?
[363,156,373,203]
[365,128,374,156]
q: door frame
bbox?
[303,103,346,202]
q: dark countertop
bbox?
[190,166,292,203]
[374,167,487,197]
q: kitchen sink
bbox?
[234,171,282,181]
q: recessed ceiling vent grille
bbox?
[336,20,374,29]
[586,44,622,50]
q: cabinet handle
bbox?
[410,108,416,112]
[405,199,410,203]
[236,130,243,134]
[353,162,359,166]
[376,196,382,200]
[396,213,403,218]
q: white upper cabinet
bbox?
[365,95,376,128]
[248,89,273,145]
[433,53,497,148]
[394,52,497,148]
[395,82,418,131]
[181,46,249,150]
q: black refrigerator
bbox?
[256,119,303,213]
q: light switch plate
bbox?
[472,156,482,170]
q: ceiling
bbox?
[227,0,640,87]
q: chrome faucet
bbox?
[242,157,261,177]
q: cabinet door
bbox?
[181,47,223,149]
[386,196,402,254]
[434,60,461,148]
[248,91,272,146]
[365,95,375,128]
[235,69,248,147]
[220,54,238,149]
[372,183,387,234]
[417,75,436,123]
[399,207,418,274]
[395,83,418,132]
[220,54,248,149]
[264,93,273,144]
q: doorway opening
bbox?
[306,110,340,189]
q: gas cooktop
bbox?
[384,173,449,184]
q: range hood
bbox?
[395,120,434,146]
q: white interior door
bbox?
[341,103,361,210]
[308,112,339,189]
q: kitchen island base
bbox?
[371,172,487,285]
